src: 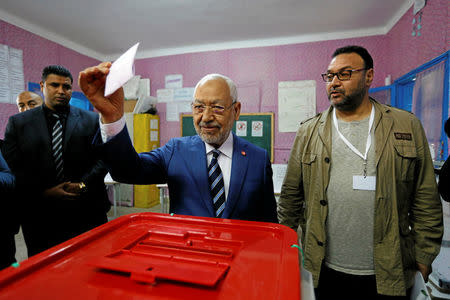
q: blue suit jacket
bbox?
[98,127,278,222]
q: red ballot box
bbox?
[0,213,300,300]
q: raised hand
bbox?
[78,62,125,123]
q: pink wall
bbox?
[0,20,100,91]
[135,0,448,163]
[0,0,448,162]
[386,0,449,80]
[136,36,390,163]
[0,20,100,139]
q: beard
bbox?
[195,120,233,147]
[328,81,366,112]
[49,97,70,112]
[53,101,69,110]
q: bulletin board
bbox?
[181,113,274,162]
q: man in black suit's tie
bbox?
[3,65,110,257]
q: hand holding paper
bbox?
[104,42,139,97]
[79,43,140,124]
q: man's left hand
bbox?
[64,182,84,194]
[417,262,432,282]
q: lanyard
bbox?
[332,104,374,177]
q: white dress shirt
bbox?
[205,133,233,200]
[100,115,126,142]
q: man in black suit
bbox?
[3,65,110,257]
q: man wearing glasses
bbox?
[79,66,277,223]
[278,45,443,298]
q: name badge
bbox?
[353,176,376,191]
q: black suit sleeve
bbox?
[80,159,108,190]
[2,116,31,191]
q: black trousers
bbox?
[0,233,16,270]
[315,265,411,300]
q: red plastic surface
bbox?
[0,213,300,299]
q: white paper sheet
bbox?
[138,78,150,99]
[104,42,139,97]
[251,121,263,137]
[104,172,117,184]
[272,164,287,194]
[123,75,141,99]
[133,96,157,114]
[150,131,158,142]
[236,121,247,137]
[157,89,174,103]
[165,74,183,89]
[0,45,9,103]
[278,80,316,132]
[150,119,158,130]
[0,45,24,104]
[166,102,179,121]
[301,267,316,300]
[177,101,192,113]
[174,87,195,102]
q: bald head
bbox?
[16,91,43,112]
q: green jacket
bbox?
[278,100,443,296]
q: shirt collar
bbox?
[43,103,70,119]
[205,132,233,159]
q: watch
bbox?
[79,182,87,193]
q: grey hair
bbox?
[193,73,237,102]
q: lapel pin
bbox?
[241,151,246,156]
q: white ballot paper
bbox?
[104,42,140,97]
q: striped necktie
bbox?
[52,114,64,182]
[208,149,226,217]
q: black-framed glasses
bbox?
[191,102,236,115]
[321,68,367,82]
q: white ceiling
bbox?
[0,0,412,61]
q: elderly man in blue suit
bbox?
[79,63,277,222]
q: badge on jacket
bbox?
[394,132,412,140]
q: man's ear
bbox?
[366,69,374,87]
[233,102,241,121]
[40,81,44,92]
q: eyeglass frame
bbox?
[191,101,237,115]
[321,68,367,83]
